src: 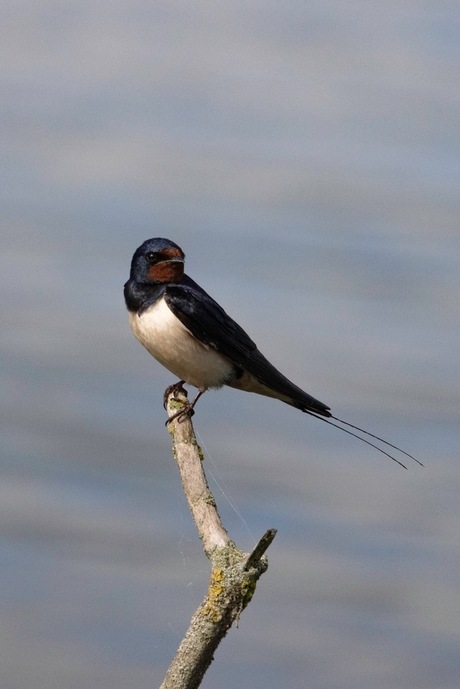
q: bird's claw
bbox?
[163,380,194,425]
[163,380,186,409]
[165,403,195,426]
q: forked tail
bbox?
[304,411,423,470]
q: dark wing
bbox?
[164,277,330,416]
[164,278,258,357]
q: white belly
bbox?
[129,298,234,389]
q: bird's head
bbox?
[129,238,185,284]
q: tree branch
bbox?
[160,388,277,689]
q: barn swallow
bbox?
[124,238,421,468]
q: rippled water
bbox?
[2,3,459,688]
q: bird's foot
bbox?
[166,402,196,425]
[165,387,206,425]
[163,380,186,409]
[164,380,194,425]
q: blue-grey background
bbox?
[2,2,459,688]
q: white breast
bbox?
[128,297,235,390]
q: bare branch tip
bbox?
[244,528,277,571]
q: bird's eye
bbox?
[145,252,157,263]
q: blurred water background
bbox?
[2,2,460,688]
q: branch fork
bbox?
[160,387,277,689]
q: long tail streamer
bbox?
[305,411,423,470]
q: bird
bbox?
[124,237,421,469]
